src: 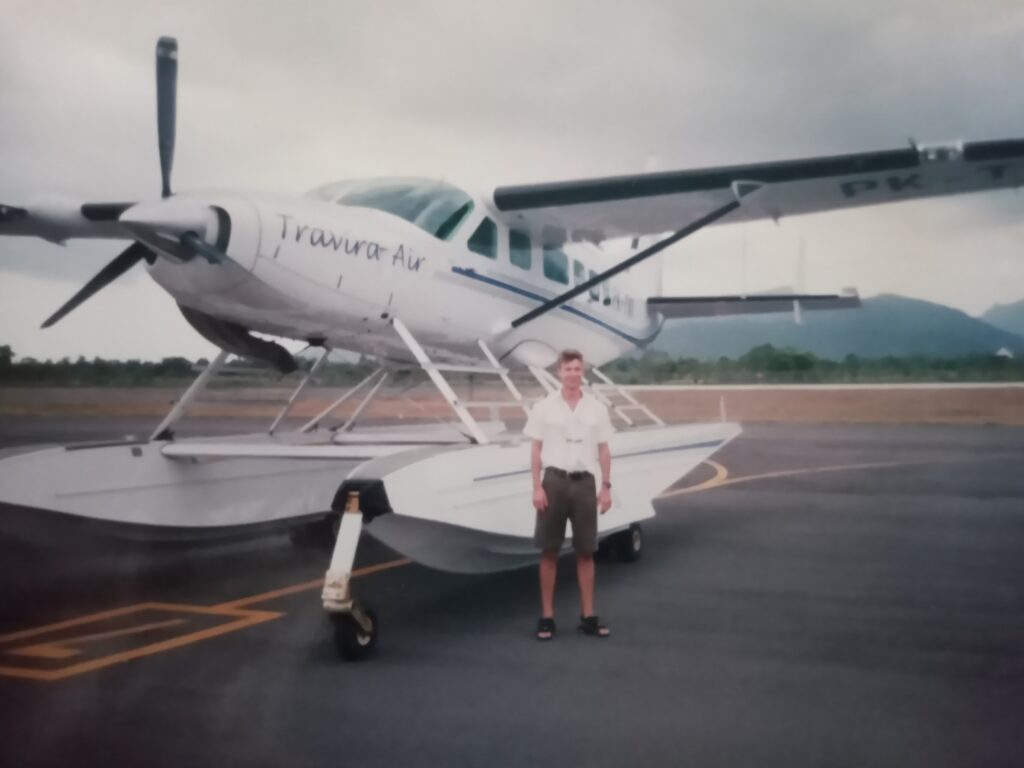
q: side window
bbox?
[588,270,600,301]
[572,260,586,287]
[468,218,497,259]
[543,245,569,285]
[509,230,531,270]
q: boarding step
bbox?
[589,367,665,427]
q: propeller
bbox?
[41,242,153,328]
[0,204,28,223]
[156,36,177,199]
[40,36,227,328]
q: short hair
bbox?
[558,349,584,367]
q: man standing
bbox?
[523,349,613,641]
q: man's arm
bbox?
[597,442,612,513]
[532,440,547,512]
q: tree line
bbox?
[606,345,1024,384]
[1,344,1022,386]
[0,346,376,387]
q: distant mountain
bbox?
[646,294,1024,360]
[982,299,1024,339]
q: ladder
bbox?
[391,318,531,445]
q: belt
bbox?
[546,467,593,481]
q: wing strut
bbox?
[506,181,762,331]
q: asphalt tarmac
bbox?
[1,418,1023,767]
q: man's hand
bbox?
[598,487,612,514]
[533,486,548,512]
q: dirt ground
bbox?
[1,385,1022,425]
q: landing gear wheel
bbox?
[332,603,378,661]
[613,523,643,563]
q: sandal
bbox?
[577,615,610,638]
[536,617,556,641]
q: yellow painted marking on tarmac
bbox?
[0,557,413,683]
[0,602,172,644]
[656,459,901,499]
[0,602,281,682]
[218,557,413,609]
[656,453,1024,500]
[8,618,188,659]
[657,460,729,496]
[8,645,78,660]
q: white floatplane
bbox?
[2,38,1021,657]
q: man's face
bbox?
[558,358,584,389]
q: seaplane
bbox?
[1,37,1021,658]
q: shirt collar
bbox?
[550,388,595,408]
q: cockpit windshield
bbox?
[307,178,474,240]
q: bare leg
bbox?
[539,550,558,619]
[577,551,595,617]
[576,552,610,637]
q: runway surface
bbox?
[1,418,1023,767]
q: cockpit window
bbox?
[307,178,474,240]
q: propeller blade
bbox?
[41,242,153,328]
[156,36,178,198]
[0,204,29,223]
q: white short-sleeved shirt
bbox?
[523,390,614,480]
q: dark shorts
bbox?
[534,467,598,554]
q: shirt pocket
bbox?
[542,411,565,441]
[579,412,604,443]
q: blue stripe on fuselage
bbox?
[450,266,661,345]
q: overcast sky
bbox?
[1,0,1022,361]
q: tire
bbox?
[333,603,378,661]
[613,523,643,563]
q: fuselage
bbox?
[145,178,663,368]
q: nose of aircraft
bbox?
[119,198,232,265]
[119,198,216,241]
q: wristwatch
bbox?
[602,481,612,489]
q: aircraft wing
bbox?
[491,138,1024,241]
[648,290,860,319]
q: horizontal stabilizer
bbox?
[648,290,860,319]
